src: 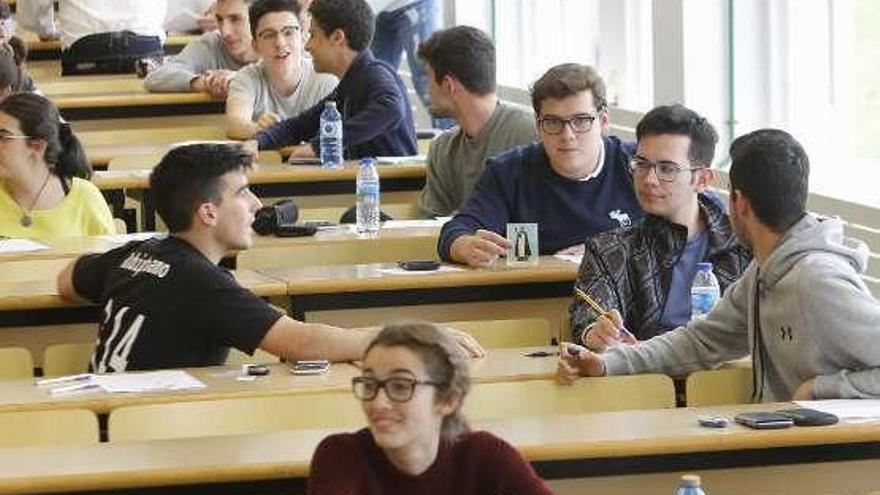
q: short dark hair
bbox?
[418,26,495,95]
[0,93,91,179]
[728,129,809,231]
[249,0,302,38]
[150,144,254,233]
[530,63,606,115]
[0,49,19,90]
[636,104,718,166]
[309,0,374,52]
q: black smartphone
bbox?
[291,360,330,375]
[398,260,441,271]
[276,224,318,237]
[734,412,794,429]
[776,408,839,426]
[287,157,323,165]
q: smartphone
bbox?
[287,157,323,165]
[776,408,839,426]
[697,415,730,428]
[734,412,794,429]
[242,364,270,376]
[397,260,441,271]
[292,360,330,375]
[276,224,318,237]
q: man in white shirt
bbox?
[17,0,167,75]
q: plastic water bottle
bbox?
[319,101,343,169]
[691,262,721,321]
[356,157,380,235]
[674,474,707,495]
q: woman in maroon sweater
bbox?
[307,321,555,495]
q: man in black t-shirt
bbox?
[57,143,482,371]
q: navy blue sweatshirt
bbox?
[438,137,643,260]
[255,50,417,158]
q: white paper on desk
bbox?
[795,399,880,421]
[382,219,448,229]
[0,238,50,253]
[378,265,464,276]
[554,253,583,265]
[99,232,161,244]
[375,155,426,164]
[92,370,206,393]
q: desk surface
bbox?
[262,256,580,296]
[0,403,877,494]
[0,267,286,311]
[0,347,555,414]
[77,125,229,166]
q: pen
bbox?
[523,351,559,358]
[573,287,637,341]
[36,373,94,386]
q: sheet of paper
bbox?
[99,232,160,244]
[378,265,464,276]
[554,252,583,265]
[375,155,427,164]
[794,399,880,421]
[0,238,50,254]
[381,219,448,229]
[91,370,206,393]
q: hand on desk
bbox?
[449,229,510,268]
[192,70,234,99]
[257,111,282,130]
[792,378,815,400]
[582,309,636,352]
[288,144,316,159]
[556,342,606,385]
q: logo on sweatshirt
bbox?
[608,209,632,228]
[779,326,794,341]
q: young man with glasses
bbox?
[145,0,260,98]
[439,63,642,267]
[225,0,337,139]
[559,129,880,403]
[570,105,751,349]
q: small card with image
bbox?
[506,223,538,266]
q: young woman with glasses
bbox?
[307,321,555,495]
[0,93,114,238]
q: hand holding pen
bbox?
[573,287,637,352]
[555,342,606,384]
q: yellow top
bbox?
[0,178,115,239]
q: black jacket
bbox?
[570,193,752,343]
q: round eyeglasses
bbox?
[629,157,703,182]
[537,114,597,135]
[352,376,443,403]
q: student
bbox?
[0,3,35,93]
[17,0,167,75]
[145,0,259,98]
[0,93,112,238]
[251,0,417,160]
[558,129,880,402]
[225,0,337,139]
[56,144,482,372]
[307,322,554,495]
[415,26,535,217]
[570,105,751,348]
[438,63,642,268]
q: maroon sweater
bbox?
[307,428,555,495]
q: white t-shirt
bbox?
[228,59,338,121]
[17,0,167,49]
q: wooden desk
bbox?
[76,125,229,167]
[23,32,195,61]
[0,404,877,494]
[93,162,427,231]
[261,256,579,337]
[0,347,554,415]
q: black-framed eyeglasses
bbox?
[537,114,597,135]
[629,156,703,182]
[352,376,444,403]
[256,25,301,43]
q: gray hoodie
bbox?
[602,214,880,402]
[144,31,245,92]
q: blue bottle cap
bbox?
[697,262,713,271]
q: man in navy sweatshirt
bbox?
[438,63,643,267]
[249,0,417,159]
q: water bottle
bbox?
[356,157,380,235]
[674,474,707,495]
[691,262,721,321]
[319,101,343,169]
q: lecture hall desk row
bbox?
[0,404,878,495]
[21,29,196,61]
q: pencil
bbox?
[573,287,637,340]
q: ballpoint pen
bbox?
[573,287,637,341]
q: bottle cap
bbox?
[360,157,376,167]
[325,100,337,107]
[697,262,713,271]
[680,474,701,486]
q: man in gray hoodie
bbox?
[557,128,880,402]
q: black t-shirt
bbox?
[73,236,282,372]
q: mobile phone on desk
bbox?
[287,157,323,165]
[275,224,318,237]
[398,260,441,271]
[734,412,794,429]
[776,408,839,426]
[292,360,330,375]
